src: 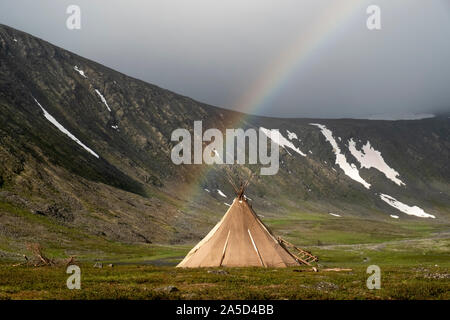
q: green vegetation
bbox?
[0,237,448,300]
[1,200,449,300]
[265,211,447,246]
[0,201,449,300]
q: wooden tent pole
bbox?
[219,230,231,267]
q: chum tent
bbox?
[177,195,317,268]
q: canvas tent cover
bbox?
[177,198,300,268]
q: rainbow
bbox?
[178,1,365,205]
[234,0,364,116]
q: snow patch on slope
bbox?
[380,194,435,219]
[286,130,298,140]
[34,99,99,158]
[95,89,111,112]
[74,66,87,78]
[217,189,227,198]
[329,213,341,217]
[310,123,370,189]
[260,128,306,156]
[348,139,405,186]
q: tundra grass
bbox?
[1,200,448,300]
[0,261,448,300]
[0,237,448,300]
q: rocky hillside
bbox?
[0,24,449,255]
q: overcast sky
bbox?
[1,0,449,118]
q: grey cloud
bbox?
[0,0,449,118]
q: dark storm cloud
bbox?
[1,0,449,118]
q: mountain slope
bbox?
[0,24,449,258]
